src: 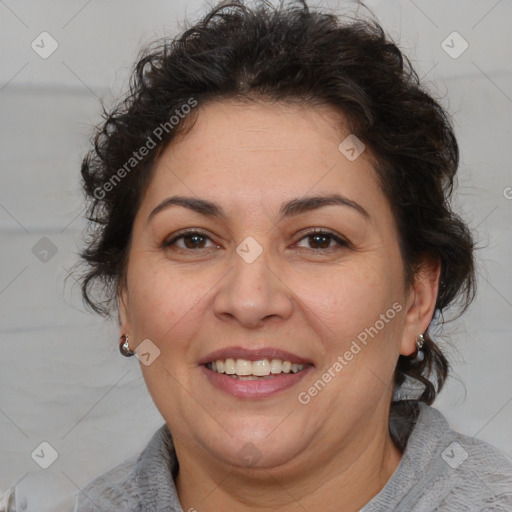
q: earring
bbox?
[119,334,135,357]
[415,333,425,362]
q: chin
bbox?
[203,430,305,471]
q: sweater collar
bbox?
[135,421,182,511]
[135,400,444,511]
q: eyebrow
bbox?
[147,193,370,224]
[280,194,370,220]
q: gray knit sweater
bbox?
[73,402,512,511]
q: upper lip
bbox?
[198,346,314,366]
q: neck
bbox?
[174,411,402,511]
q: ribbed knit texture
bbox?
[73,402,512,511]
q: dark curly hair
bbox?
[78,0,475,406]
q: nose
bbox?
[212,246,294,329]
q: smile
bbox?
[205,358,307,379]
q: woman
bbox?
[73,1,512,510]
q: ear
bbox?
[117,282,131,335]
[400,257,441,356]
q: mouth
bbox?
[199,347,314,398]
[204,358,309,380]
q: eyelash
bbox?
[162,228,349,252]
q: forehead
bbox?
[140,100,384,217]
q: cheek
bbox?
[126,261,183,338]
[125,259,220,348]
[296,268,404,405]
[296,260,401,341]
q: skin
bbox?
[119,99,440,511]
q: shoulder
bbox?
[73,454,141,512]
[407,403,512,510]
[437,426,512,509]
[73,422,178,512]
[363,402,512,512]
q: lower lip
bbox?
[201,365,313,398]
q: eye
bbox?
[295,229,348,250]
[163,230,218,250]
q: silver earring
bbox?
[119,334,135,357]
[415,333,425,362]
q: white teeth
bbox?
[224,358,236,374]
[207,358,306,376]
[270,359,282,374]
[252,359,270,376]
[235,359,252,376]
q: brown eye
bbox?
[163,230,217,250]
[296,230,348,250]
[308,234,331,249]
[182,233,207,249]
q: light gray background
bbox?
[1,1,511,510]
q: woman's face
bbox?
[119,100,435,470]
